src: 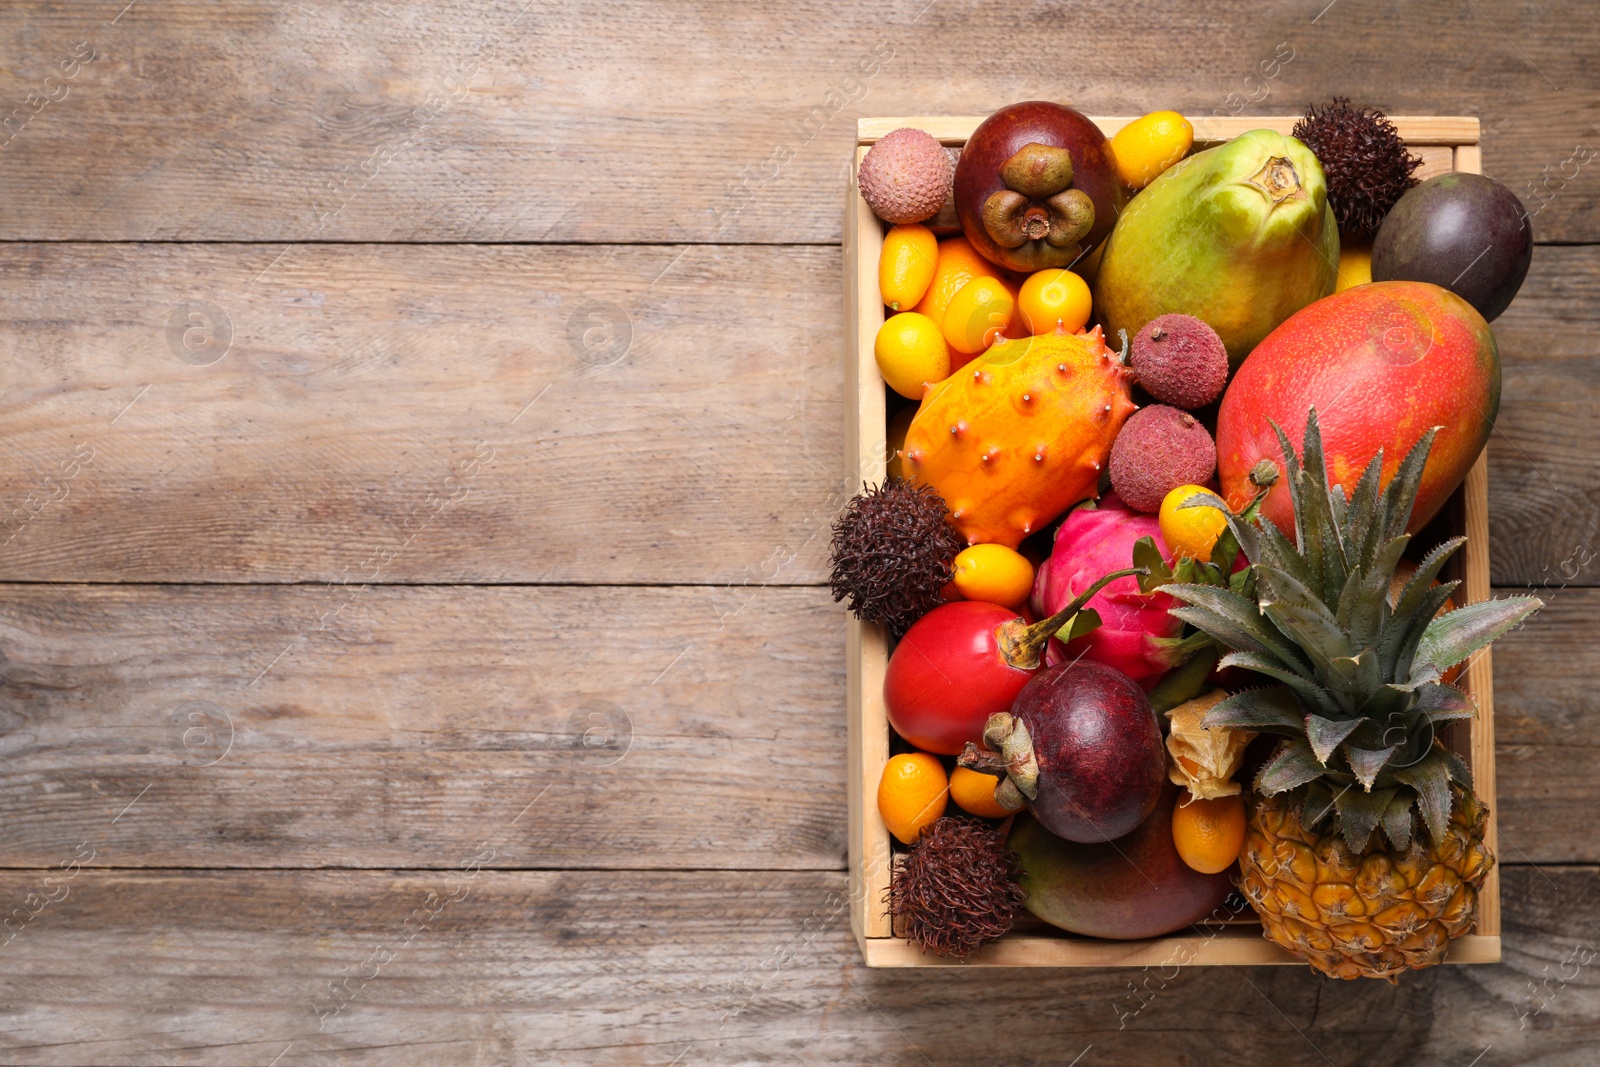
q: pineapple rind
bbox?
[1241,784,1493,980]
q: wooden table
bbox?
[0,2,1594,1063]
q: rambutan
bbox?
[888,816,1026,958]
[829,477,962,638]
[1293,97,1422,240]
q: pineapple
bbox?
[1165,412,1540,980]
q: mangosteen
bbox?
[959,660,1165,843]
[954,101,1126,272]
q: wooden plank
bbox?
[0,584,847,871]
[1490,587,1600,863]
[0,241,843,584]
[0,866,1592,1065]
[1488,402,1600,589]
[1,3,1596,243]
[1494,246,1600,409]
[1480,243,1600,587]
[0,579,1584,873]
[1466,452,1501,937]
[0,237,1587,587]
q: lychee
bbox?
[1108,404,1217,514]
[1128,314,1229,410]
[859,128,955,225]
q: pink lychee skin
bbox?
[1129,314,1230,410]
[1030,495,1183,686]
[1108,404,1218,513]
[858,128,955,225]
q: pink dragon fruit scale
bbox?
[1030,494,1183,686]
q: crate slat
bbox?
[858,114,1479,146]
[844,146,894,947]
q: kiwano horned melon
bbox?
[902,326,1136,548]
[1094,129,1338,368]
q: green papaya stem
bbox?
[994,566,1146,670]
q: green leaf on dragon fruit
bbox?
[1133,536,1174,593]
[1052,608,1102,643]
[1210,520,1242,574]
[1228,562,1257,600]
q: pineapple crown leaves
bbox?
[1162,409,1543,853]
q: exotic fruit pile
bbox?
[840,99,1542,977]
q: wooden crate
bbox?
[844,114,1500,968]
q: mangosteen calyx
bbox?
[959,712,1040,801]
[981,143,1096,258]
[1001,143,1075,197]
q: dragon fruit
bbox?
[1031,494,1183,685]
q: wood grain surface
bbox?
[0,241,1592,586]
[0,0,1596,1062]
[0,867,1594,1066]
[0,243,843,584]
[0,584,848,871]
[0,2,1596,243]
[0,582,1589,869]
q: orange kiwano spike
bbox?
[903,325,1136,548]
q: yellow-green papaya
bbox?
[1093,129,1338,368]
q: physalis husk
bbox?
[1165,690,1256,799]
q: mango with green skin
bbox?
[1009,783,1236,939]
[1094,129,1339,368]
